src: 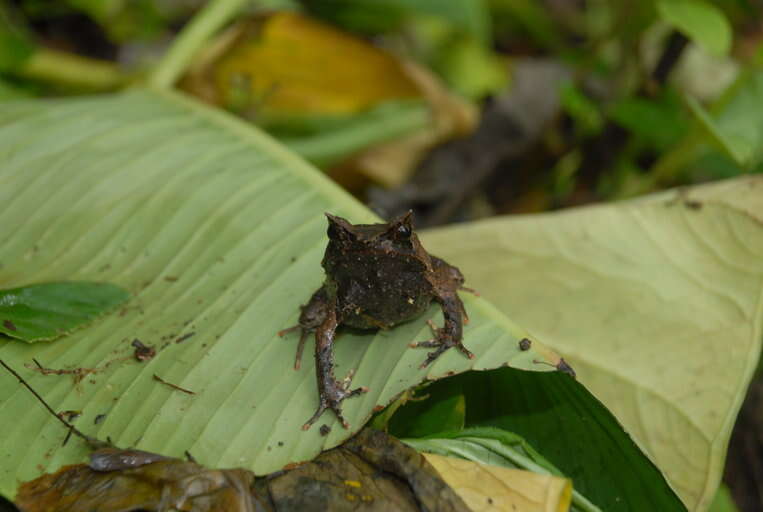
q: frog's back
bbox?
[324,247,433,329]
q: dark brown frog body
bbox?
[280,212,474,430]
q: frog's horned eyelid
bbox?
[390,210,414,227]
[325,213,358,240]
[324,212,349,224]
[381,210,415,240]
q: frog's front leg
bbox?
[411,257,474,368]
[302,304,369,430]
[278,287,329,369]
[411,293,474,369]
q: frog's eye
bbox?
[387,210,414,239]
[396,223,411,238]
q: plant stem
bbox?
[20,48,128,90]
[282,102,430,168]
[150,0,251,89]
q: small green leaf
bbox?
[657,0,731,56]
[687,95,753,166]
[0,282,129,343]
[609,93,688,150]
[687,70,763,169]
[560,81,604,137]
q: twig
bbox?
[652,30,689,87]
[153,374,196,395]
[27,356,129,383]
[0,359,104,448]
[175,332,196,344]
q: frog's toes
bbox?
[411,322,474,369]
[302,370,368,430]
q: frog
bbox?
[279,211,475,430]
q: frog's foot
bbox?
[302,369,369,430]
[410,320,474,369]
[278,325,310,370]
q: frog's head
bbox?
[325,211,415,246]
[323,211,431,270]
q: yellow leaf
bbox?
[189,11,420,116]
[424,453,572,512]
[182,12,478,187]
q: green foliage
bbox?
[430,34,508,99]
[273,100,431,167]
[488,0,562,50]
[0,4,35,72]
[708,484,740,512]
[609,92,688,150]
[0,282,129,343]
[560,81,605,137]
[389,370,686,511]
[688,69,763,169]
[656,0,732,56]
[303,0,491,44]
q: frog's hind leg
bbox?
[303,305,368,430]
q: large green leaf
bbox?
[421,177,763,510]
[0,87,560,497]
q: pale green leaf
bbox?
[0,282,129,343]
[0,87,558,497]
[657,0,732,56]
[421,177,763,511]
